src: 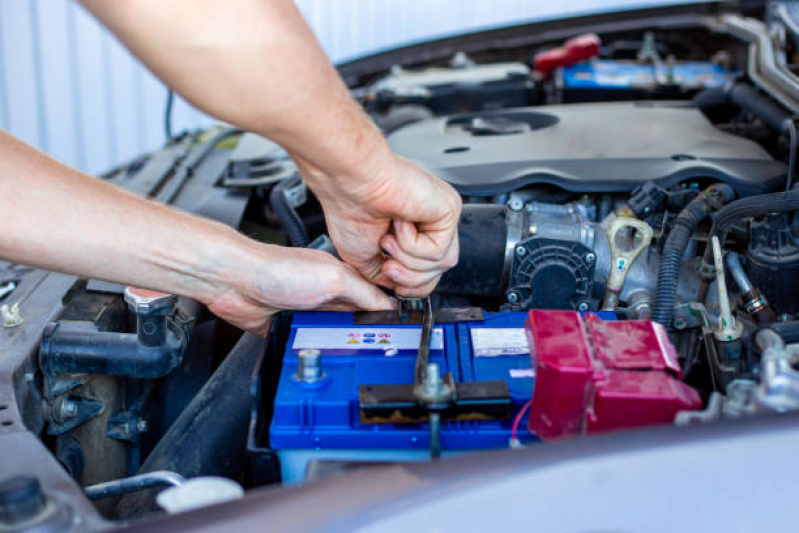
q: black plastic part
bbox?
[509,238,595,310]
[628,181,668,218]
[437,205,509,297]
[269,175,309,248]
[116,332,264,519]
[746,216,799,316]
[40,320,185,379]
[0,476,45,526]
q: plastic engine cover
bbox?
[525,310,701,439]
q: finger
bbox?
[332,265,395,311]
[380,234,443,273]
[393,219,450,262]
[382,259,443,288]
[394,276,441,298]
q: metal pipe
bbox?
[84,471,186,501]
[726,252,753,293]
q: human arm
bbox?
[0,131,392,336]
[79,0,461,296]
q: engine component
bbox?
[365,56,533,116]
[261,311,542,484]
[116,333,263,519]
[652,183,735,328]
[40,288,186,379]
[726,251,776,323]
[437,205,512,296]
[724,328,799,416]
[746,215,799,316]
[601,217,653,311]
[441,202,702,313]
[525,310,701,439]
[387,103,786,196]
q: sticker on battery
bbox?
[293,327,444,353]
[470,328,529,357]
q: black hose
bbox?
[701,187,799,264]
[115,333,264,519]
[269,175,310,247]
[651,184,735,328]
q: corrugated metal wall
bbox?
[0,0,690,174]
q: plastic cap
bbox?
[156,477,243,514]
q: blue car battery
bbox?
[268,311,543,484]
[559,59,735,102]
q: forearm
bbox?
[80,0,392,191]
[0,131,251,303]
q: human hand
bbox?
[300,154,461,297]
[202,243,393,336]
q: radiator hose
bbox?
[269,175,310,247]
[651,184,735,328]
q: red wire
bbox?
[511,400,534,443]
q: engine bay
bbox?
[2,3,799,529]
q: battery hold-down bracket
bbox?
[357,298,512,458]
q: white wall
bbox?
[0,0,694,174]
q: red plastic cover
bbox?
[526,310,701,439]
[534,33,601,78]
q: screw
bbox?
[507,291,520,304]
[585,253,596,263]
[515,245,527,257]
[578,302,590,312]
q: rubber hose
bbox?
[694,83,792,133]
[728,84,793,134]
[115,333,264,519]
[269,175,309,247]
[701,187,799,267]
[651,184,735,328]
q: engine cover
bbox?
[387,102,785,196]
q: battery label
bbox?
[471,328,529,357]
[509,368,535,379]
[293,327,444,352]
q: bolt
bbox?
[296,349,324,383]
[136,419,148,433]
[578,302,590,312]
[779,314,791,323]
[674,316,688,330]
[528,224,538,235]
[507,291,520,304]
[585,253,596,263]
[508,198,524,211]
[423,363,444,397]
[515,245,527,257]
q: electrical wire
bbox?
[511,399,533,444]
[164,89,175,142]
